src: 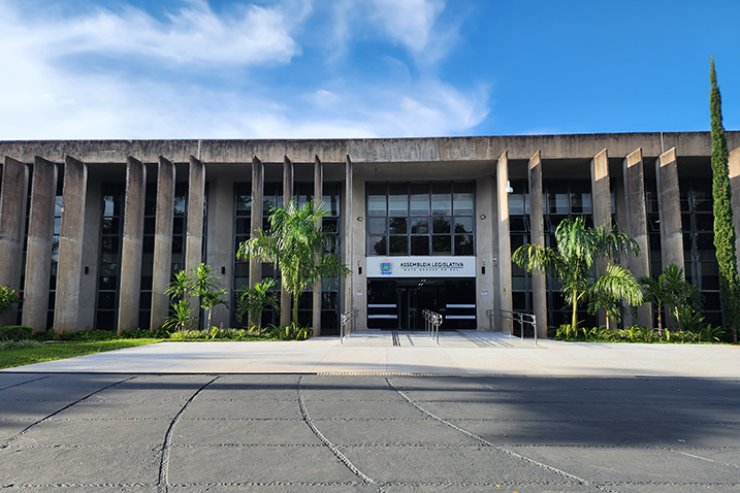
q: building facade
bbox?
[1,133,739,336]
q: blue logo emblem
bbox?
[380,261,392,275]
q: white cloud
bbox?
[0,0,490,140]
[368,0,446,56]
[16,0,302,66]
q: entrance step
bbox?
[343,330,534,348]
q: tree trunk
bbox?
[292,291,299,326]
[571,290,578,335]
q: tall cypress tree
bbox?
[709,57,739,343]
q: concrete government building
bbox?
[1,132,739,336]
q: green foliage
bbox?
[0,339,161,369]
[0,325,33,341]
[236,279,279,328]
[640,264,701,332]
[54,328,173,341]
[163,263,228,331]
[709,57,740,343]
[237,200,348,326]
[587,263,643,330]
[513,216,640,329]
[0,340,42,350]
[556,324,724,344]
[275,323,313,341]
[0,286,22,315]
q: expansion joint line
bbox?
[0,374,51,392]
[296,376,385,493]
[157,375,220,493]
[0,376,136,449]
[384,377,617,493]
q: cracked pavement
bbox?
[0,373,739,492]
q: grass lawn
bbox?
[0,339,162,369]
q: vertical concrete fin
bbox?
[622,148,652,328]
[312,155,323,335]
[344,155,353,316]
[528,150,548,335]
[591,148,612,230]
[247,156,264,327]
[655,147,684,271]
[22,157,58,332]
[150,156,176,330]
[729,148,740,276]
[280,156,294,326]
[495,151,513,334]
[0,157,30,306]
[53,156,87,334]
[185,156,206,326]
[117,157,147,333]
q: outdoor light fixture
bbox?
[357,216,363,222]
[481,258,486,275]
[221,266,226,275]
[506,180,514,193]
[479,214,486,220]
[84,266,89,275]
[357,260,362,275]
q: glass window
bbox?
[432,217,450,234]
[367,217,386,235]
[454,235,474,255]
[454,217,473,234]
[410,217,429,234]
[367,194,387,217]
[388,184,408,216]
[389,236,408,255]
[410,184,429,214]
[389,217,407,235]
[453,183,474,215]
[368,235,387,255]
[432,235,451,255]
[431,183,451,216]
[410,236,429,255]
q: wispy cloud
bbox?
[0,0,490,140]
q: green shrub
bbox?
[0,340,42,350]
[0,325,33,341]
[0,286,21,315]
[275,323,313,341]
[556,324,724,344]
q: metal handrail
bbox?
[340,308,357,344]
[487,309,538,346]
[422,308,443,345]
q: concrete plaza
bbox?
[1,336,739,492]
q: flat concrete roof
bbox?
[1,131,739,164]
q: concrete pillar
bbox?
[53,156,87,334]
[623,148,653,329]
[590,149,611,326]
[0,157,29,325]
[528,151,547,335]
[351,173,367,329]
[280,156,294,327]
[495,151,513,334]
[591,149,612,230]
[655,148,684,270]
[344,155,353,317]
[77,178,101,330]
[150,157,176,330]
[312,156,323,335]
[185,156,205,325]
[22,157,57,332]
[248,157,264,327]
[729,148,740,276]
[205,174,234,328]
[476,175,495,331]
[116,157,146,333]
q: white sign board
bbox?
[366,256,476,278]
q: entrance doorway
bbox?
[367,279,476,330]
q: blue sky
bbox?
[1,0,738,139]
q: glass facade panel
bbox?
[366,182,474,257]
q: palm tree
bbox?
[237,200,348,327]
[236,278,278,328]
[513,216,640,335]
[588,263,643,330]
[191,264,228,329]
[640,264,698,333]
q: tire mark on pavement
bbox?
[0,374,50,392]
[384,377,617,493]
[297,375,385,492]
[157,375,219,493]
[0,376,135,449]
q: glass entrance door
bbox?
[367,278,476,330]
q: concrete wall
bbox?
[205,175,235,328]
[475,176,495,329]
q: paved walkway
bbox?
[1,372,738,492]
[6,330,739,377]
